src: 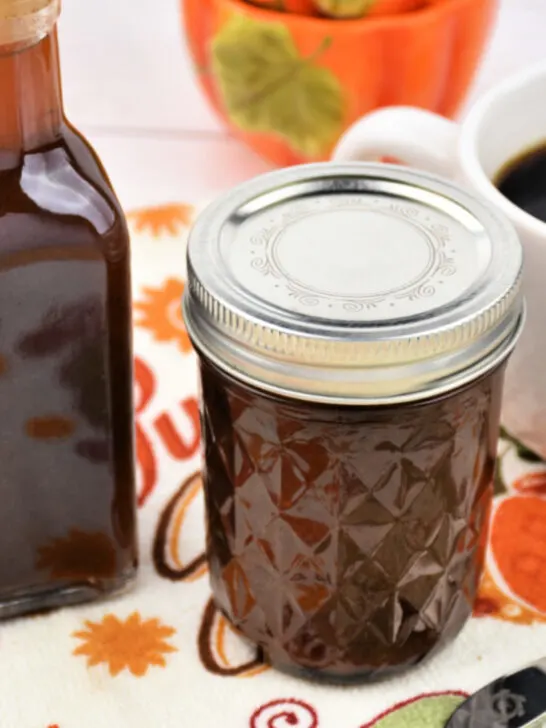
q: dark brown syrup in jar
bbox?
[0,29,137,617]
[200,359,503,680]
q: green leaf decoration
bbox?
[314,0,376,18]
[367,694,465,728]
[211,16,345,156]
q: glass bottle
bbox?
[0,0,137,619]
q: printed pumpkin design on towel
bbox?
[73,612,177,677]
[211,16,345,157]
[127,203,194,237]
[135,278,192,354]
[474,429,546,625]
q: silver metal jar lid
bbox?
[184,163,524,405]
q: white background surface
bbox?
[57,0,546,210]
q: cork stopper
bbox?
[0,0,60,45]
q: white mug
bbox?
[333,63,546,457]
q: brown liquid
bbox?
[496,142,546,223]
[200,358,503,681]
[0,30,137,617]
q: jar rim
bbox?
[186,304,524,406]
[184,163,524,405]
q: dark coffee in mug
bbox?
[496,143,546,223]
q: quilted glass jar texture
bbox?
[200,360,503,679]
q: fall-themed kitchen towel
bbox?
[2,203,546,728]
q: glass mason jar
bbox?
[184,163,523,681]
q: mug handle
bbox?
[333,106,462,179]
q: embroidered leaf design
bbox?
[314,0,375,17]
[211,16,345,156]
[366,694,465,728]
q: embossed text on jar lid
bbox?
[184,163,524,404]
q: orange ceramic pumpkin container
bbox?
[182,0,497,166]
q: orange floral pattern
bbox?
[73,612,177,677]
[135,278,192,354]
[128,203,194,237]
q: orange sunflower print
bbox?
[135,278,192,353]
[73,612,177,677]
[128,203,194,237]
